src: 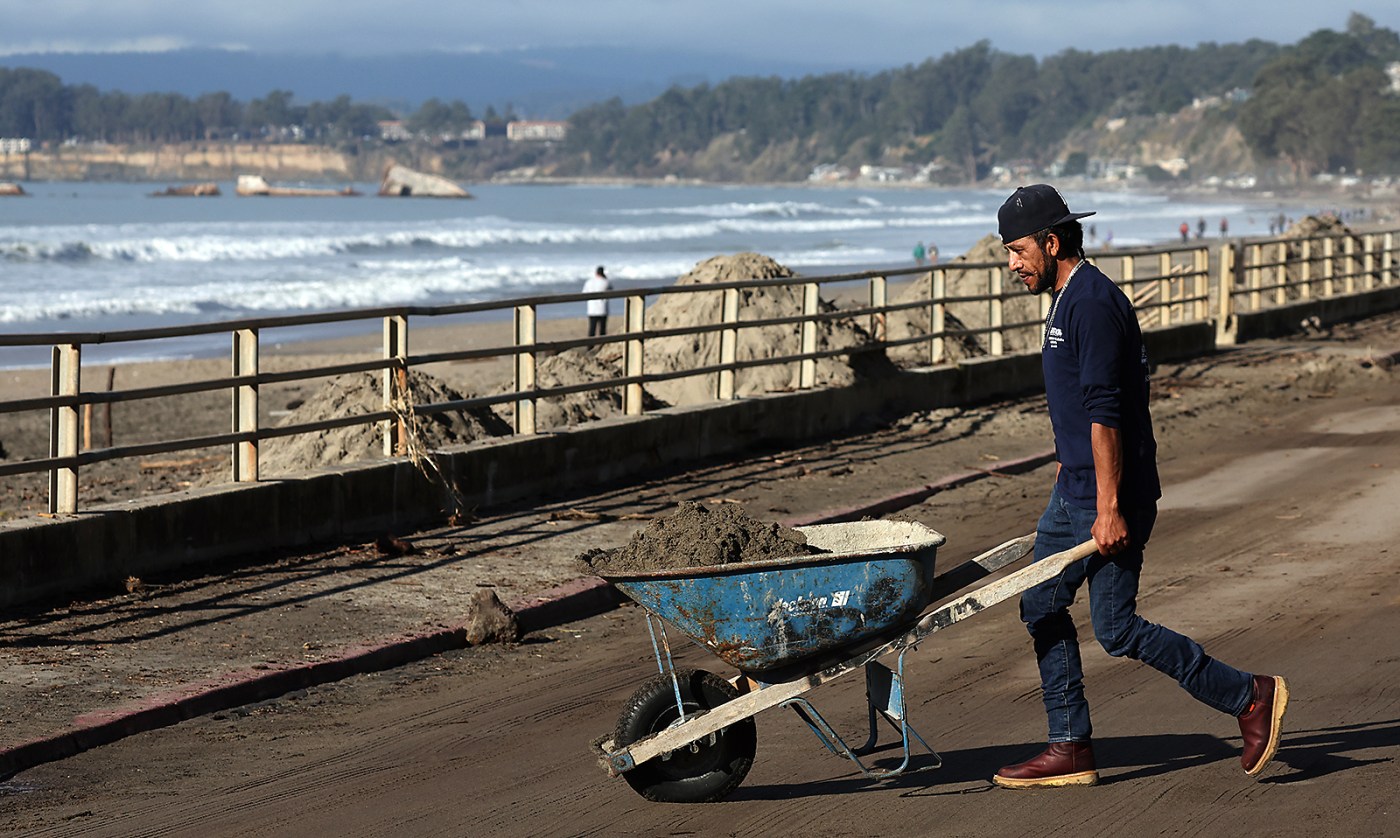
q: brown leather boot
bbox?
[993,741,1098,788]
[1239,674,1289,776]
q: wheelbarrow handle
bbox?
[912,539,1099,635]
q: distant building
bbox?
[0,138,32,154]
[858,164,908,183]
[461,121,486,142]
[808,164,849,182]
[506,121,568,142]
[379,121,413,143]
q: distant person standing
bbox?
[583,265,611,338]
[913,241,927,266]
[928,243,939,265]
[1196,217,1206,239]
[1220,217,1229,238]
[1179,221,1189,243]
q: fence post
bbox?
[1344,236,1357,294]
[381,315,408,456]
[1216,243,1238,345]
[869,275,887,342]
[1323,237,1336,297]
[1159,252,1173,326]
[232,328,259,481]
[800,281,818,388]
[1363,234,1377,291]
[1121,254,1136,321]
[930,269,946,365]
[48,343,80,514]
[717,287,739,400]
[514,304,537,435]
[1247,243,1263,311]
[1300,239,1312,300]
[988,268,1003,356]
[624,295,645,415]
[1386,232,1396,286]
[1194,247,1209,322]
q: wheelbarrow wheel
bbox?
[614,668,757,803]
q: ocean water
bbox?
[0,181,1316,363]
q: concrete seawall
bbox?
[0,314,1349,608]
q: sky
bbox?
[2,1,1399,68]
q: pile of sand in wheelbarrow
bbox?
[259,369,512,476]
[637,253,894,406]
[581,501,825,575]
[885,233,1043,366]
[490,345,667,430]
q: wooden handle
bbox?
[913,538,1098,635]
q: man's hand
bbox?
[1092,508,1130,555]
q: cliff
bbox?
[0,142,372,183]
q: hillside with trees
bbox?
[1,14,1397,186]
[561,37,1283,182]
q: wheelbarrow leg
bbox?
[781,647,940,780]
[858,649,941,770]
[645,612,689,723]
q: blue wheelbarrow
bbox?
[590,521,1099,803]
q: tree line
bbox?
[0,70,495,145]
[565,14,1400,181]
[1239,15,1400,178]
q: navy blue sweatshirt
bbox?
[1042,261,1161,509]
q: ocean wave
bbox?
[0,213,978,266]
[611,201,868,219]
[610,197,988,221]
[0,242,907,325]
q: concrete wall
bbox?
[0,314,1257,608]
[1230,285,1400,344]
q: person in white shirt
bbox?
[583,266,611,337]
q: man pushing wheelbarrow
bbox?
[993,184,1288,788]
[589,189,1289,804]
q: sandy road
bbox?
[3,337,1400,836]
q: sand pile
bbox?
[1282,352,1391,395]
[636,253,893,406]
[491,346,667,430]
[1284,214,1353,239]
[886,234,1041,365]
[1266,214,1359,303]
[260,370,511,476]
[581,501,824,574]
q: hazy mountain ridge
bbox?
[0,47,869,118]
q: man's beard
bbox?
[1028,261,1056,295]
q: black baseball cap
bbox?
[998,184,1095,244]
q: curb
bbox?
[0,448,1053,781]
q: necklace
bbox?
[1042,259,1085,350]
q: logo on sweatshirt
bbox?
[1046,326,1065,349]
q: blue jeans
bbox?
[1021,488,1254,743]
